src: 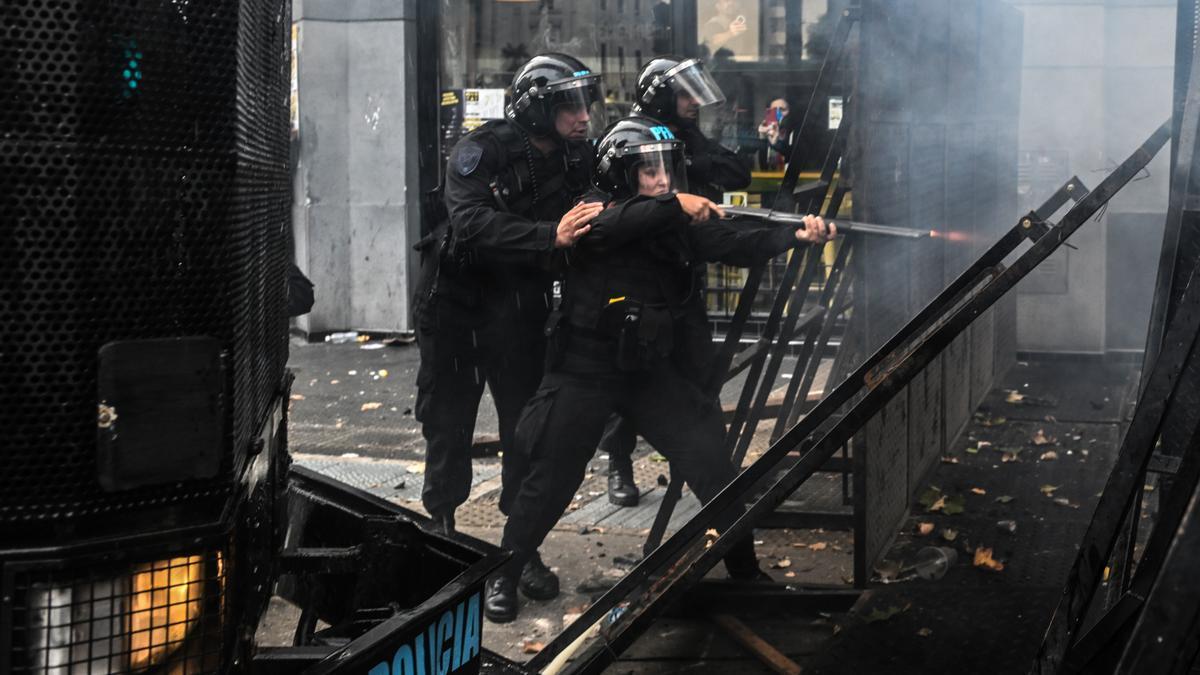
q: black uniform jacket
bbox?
[562,193,798,376]
[675,122,751,202]
[439,121,592,327]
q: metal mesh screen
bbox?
[8,548,227,675]
[0,0,291,524]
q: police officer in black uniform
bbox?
[599,56,752,507]
[414,54,605,603]
[483,116,834,622]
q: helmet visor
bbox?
[622,144,689,197]
[667,60,726,108]
[548,75,608,140]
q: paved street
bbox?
[283,338,853,664]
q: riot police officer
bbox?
[414,54,605,603]
[483,116,834,622]
[599,56,752,507]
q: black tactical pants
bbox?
[415,301,545,520]
[499,355,759,577]
[598,414,637,467]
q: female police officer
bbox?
[483,116,834,622]
[601,55,753,507]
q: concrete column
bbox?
[1011,0,1174,355]
[292,0,421,335]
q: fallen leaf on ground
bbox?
[927,496,947,513]
[1032,429,1055,445]
[942,495,966,516]
[290,393,305,401]
[1054,497,1080,509]
[941,528,958,542]
[965,446,980,455]
[705,528,720,537]
[973,547,1005,572]
[522,639,545,654]
[941,455,960,464]
[650,453,668,463]
[361,402,383,411]
[971,487,986,495]
[917,627,933,637]
[866,604,911,623]
[1040,450,1059,461]
[785,571,796,578]
[918,486,943,509]
[377,369,388,378]
[996,520,1017,535]
[1040,484,1059,496]
[917,522,935,536]
[771,558,793,569]
[977,441,993,451]
[995,495,1015,504]
[1006,390,1025,403]
[996,446,1022,462]
[408,463,425,474]
[809,542,828,551]
[979,415,1007,427]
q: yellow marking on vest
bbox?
[607,296,627,305]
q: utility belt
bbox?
[547,297,677,372]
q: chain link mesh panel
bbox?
[0,0,291,525]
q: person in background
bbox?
[702,0,751,57]
[594,55,752,508]
[758,97,792,170]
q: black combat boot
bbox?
[724,534,772,582]
[430,510,455,536]
[484,574,519,623]
[518,552,560,600]
[607,455,639,507]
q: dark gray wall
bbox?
[1013,0,1174,355]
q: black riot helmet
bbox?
[632,56,726,123]
[595,116,690,199]
[506,53,607,140]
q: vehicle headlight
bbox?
[26,554,221,674]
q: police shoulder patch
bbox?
[456,142,485,176]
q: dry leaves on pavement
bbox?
[973,547,1005,572]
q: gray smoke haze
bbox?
[1012,0,1174,356]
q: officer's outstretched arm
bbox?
[690,217,808,267]
[573,195,689,254]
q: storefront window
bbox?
[435,0,850,319]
